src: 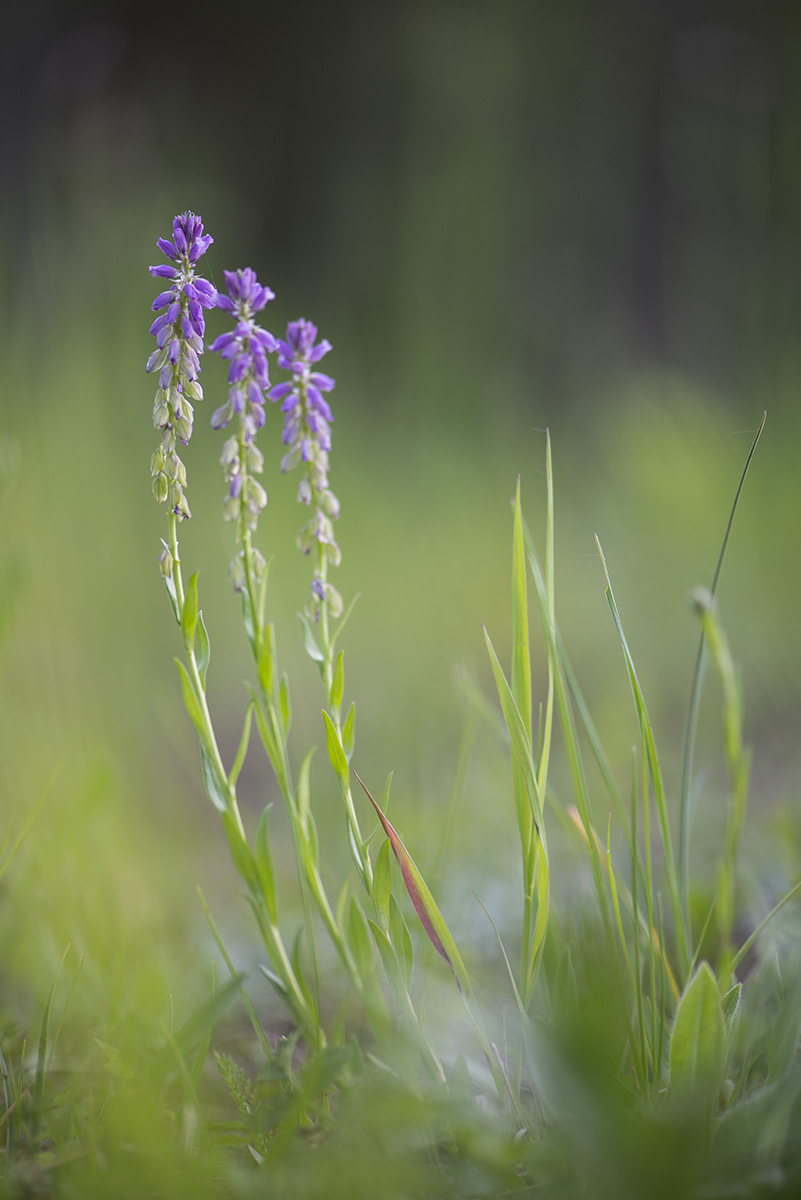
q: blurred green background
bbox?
[1,0,800,1054]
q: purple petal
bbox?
[310,372,335,391]
[311,393,333,423]
[209,332,237,357]
[157,237,179,260]
[216,294,235,314]
[229,354,248,383]
[150,264,176,278]
[310,340,332,362]
[268,382,293,402]
[151,290,175,312]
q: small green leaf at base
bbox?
[669,961,726,1107]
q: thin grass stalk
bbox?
[595,536,690,977]
[525,540,615,948]
[678,413,767,926]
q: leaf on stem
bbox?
[331,651,345,713]
[342,702,356,760]
[373,838,392,933]
[299,612,324,669]
[196,611,211,689]
[199,741,230,814]
[175,659,205,738]
[322,710,349,791]
[181,572,199,645]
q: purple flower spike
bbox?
[268,317,342,622]
[211,266,278,591]
[147,211,216,522]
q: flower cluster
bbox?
[269,320,341,620]
[210,269,277,591]
[147,212,216,522]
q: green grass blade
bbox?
[595,535,689,976]
[678,413,766,921]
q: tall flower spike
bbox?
[269,319,342,621]
[210,268,278,592]
[147,212,216,520]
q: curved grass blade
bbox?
[353,771,471,995]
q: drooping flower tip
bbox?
[276,318,332,371]
[216,267,275,315]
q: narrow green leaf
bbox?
[175,658,205,738]
[181,572,199,645]
[290,929,314,1011]
[322,710,349,790]
[373,838,392,932]
[299,612,324,668]
[251,692,281,779]
[195,611,210,689]
[483,629,542,827]
[199,741,229,814]
[342,702,356,760]
[721,982,742,1030]
[259,963,289,1000]
[348,896,373,975]
[354,772,470,994]
[669,961,726,1104]
[164,571,181,624]
[257,623,277,699]
[223,810,259,896]
[331,650,345,713]
[728,878,801,976]
[511,477,531,736]
[297,748,315,829]
[255,806,278,923]
[230,703,254,790]
[389,894,413,991]
[279,673,292,739]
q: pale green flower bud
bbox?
[158,539,174,578]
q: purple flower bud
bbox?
[157,237,179,260]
